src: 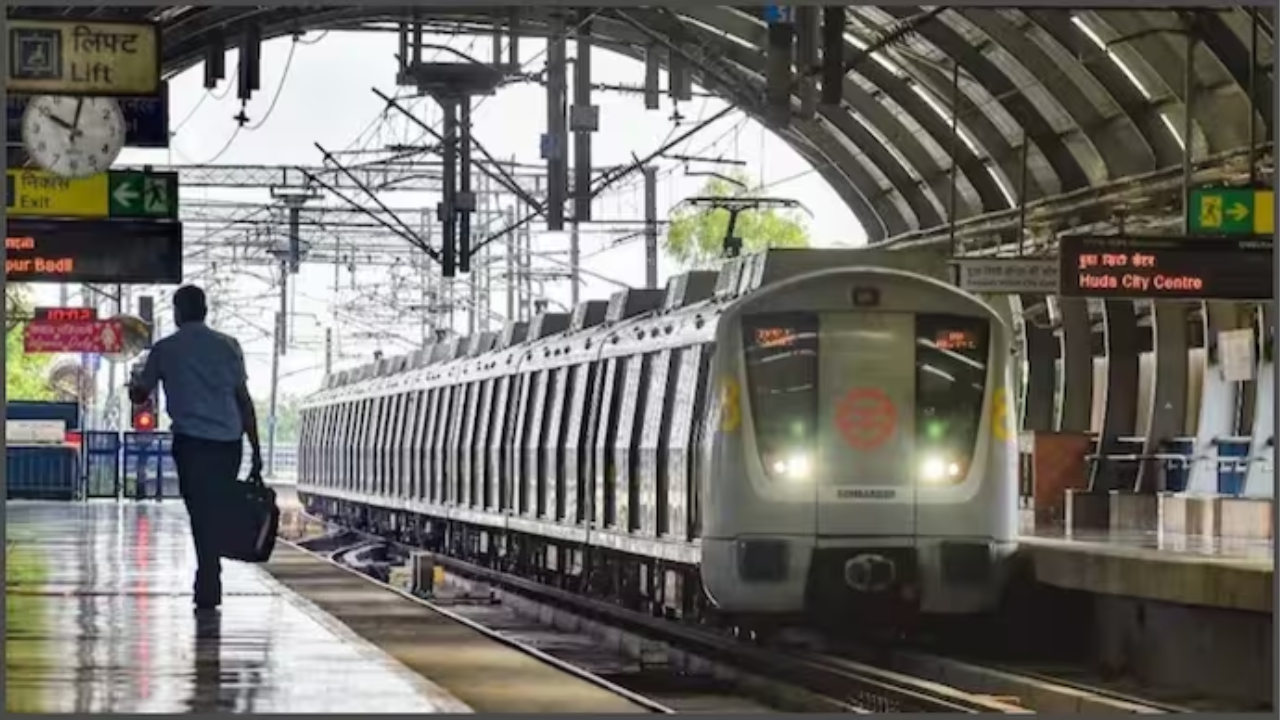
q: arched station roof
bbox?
[13,6,1275,246]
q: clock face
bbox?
[21,96,127,179]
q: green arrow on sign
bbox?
[108,171,178,219]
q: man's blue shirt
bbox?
[137,321,246,442]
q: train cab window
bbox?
[915,315,990,485]
[741,313,820,476]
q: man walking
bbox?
[129,285,263,610]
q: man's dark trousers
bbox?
[171,433,242,607]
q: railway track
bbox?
[286,517,1030,713]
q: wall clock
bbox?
[21,95,126,178]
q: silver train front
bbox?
[699,266,1019,618]
[295,250,1019,623]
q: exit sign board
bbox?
[1187,187,1274,236]
[6,168,178,220]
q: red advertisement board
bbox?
[24,319,125,354]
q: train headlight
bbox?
[920,454,964,484]
[766,452,812,480]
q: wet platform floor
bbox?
[5,501,471,713]
[1020,527,1273,567]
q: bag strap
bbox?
[247,469,265,486]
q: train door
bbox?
[816,311,917,538]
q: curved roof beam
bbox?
[662,10,938,229]
[952,9,1156,180]
[685,7,1005,217]
[1020,9,1181,169]
[877,7,1094,193]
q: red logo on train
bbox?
[835,387,897,451]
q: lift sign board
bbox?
[7,19,161,96]
[1058,236,1274,301]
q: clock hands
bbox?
[69,99,85,145]
[39,108,75,132]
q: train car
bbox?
[297,248,1018,630]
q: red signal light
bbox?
[132,393,158,432]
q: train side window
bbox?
[432,387,451,504]
[378,395,393,496]
[354,399,368,493]
[640,350,675,537]
[448,384,468,505]
[423,387,442,503]
[336,403,347,490]
[354,399,367,494]
[595,358,625,528]
[510,373,533,512]
[613,354,649,533]
[688,345,714,539]
[465,379,483,507]
[456,382,474,506]
[579,360,606,524]
[524,371,550,518]
[349,400,360,492]
[317,407,325,482]
[404,391,419,500]
[562,363,594,524]
[385,394,399,497]
[491,376,512,511]
[472,379,493,510]
[663,347,701,540]
[394,392,411,498]
[540,367,568,519]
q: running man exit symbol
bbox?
[143,176,168,215]
[1198,195,1222,229]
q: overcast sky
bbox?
[29,29,864,404]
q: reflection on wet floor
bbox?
[5,501,469,713]
[1025,526,1274,564]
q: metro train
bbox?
[296,248,1019,629]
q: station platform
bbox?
[1017,528,1273,613]
[5,501,471,714]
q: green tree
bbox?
[257,394,301,443]
[5,289,54,402]
[664,170,811,268]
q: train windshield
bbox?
[741,311,990,483]
[915,314,990,481]
[741,314,819,477]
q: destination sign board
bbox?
[6,168,179,219]
[7,18,161,96]
[7,83,169,147]
[6,218,183,285]
[1058,236,1273,301]
[24,318,126,354]
[1188,187,1275,236]
[953,258,1059,294]
[34,306,98,322]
